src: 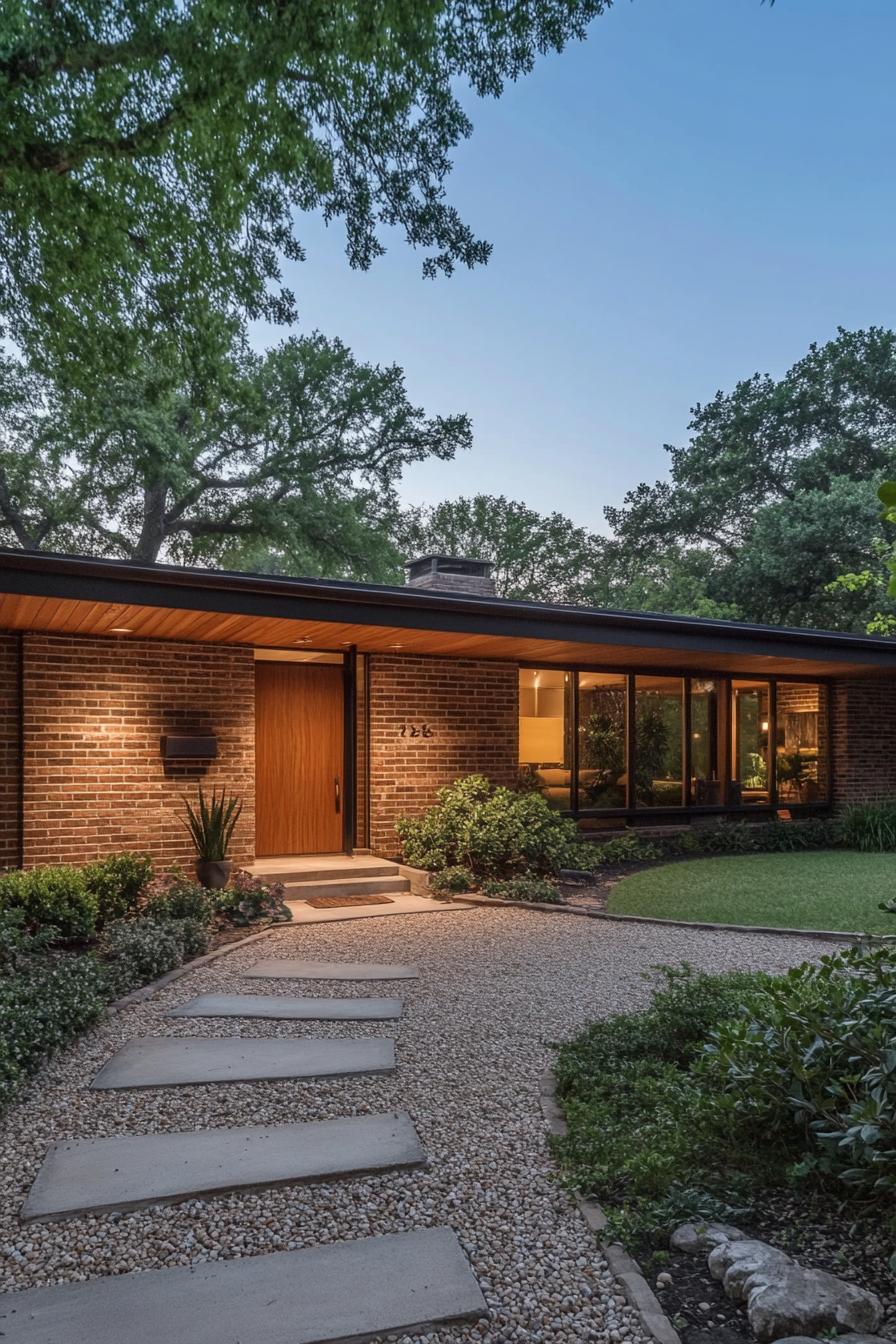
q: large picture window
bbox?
[518,667,830,818]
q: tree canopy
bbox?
[1,0,611,382]
[603,328,896,631]
[395,494,602,602]
[0,332,469,576]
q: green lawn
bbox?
[606,850,896,935]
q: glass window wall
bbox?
[731,680,771,805]
[690,678,725,805]
[577,673,628,808]
[775,682,829,804]
[518,668,572,809]
[635,676,685,807]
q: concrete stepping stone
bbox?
[244,958,419,980]
[23,1111,424,1222]
[0,1226,486,1344]
[168,992,402,1021]
[90,1036,394,1090]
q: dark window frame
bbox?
[519,662,833,821]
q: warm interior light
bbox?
[761,719,769,732]
[519,716,564,764]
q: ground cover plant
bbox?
[0,853,292,1116]
[606,851,896,935]
[553,946,896,1251]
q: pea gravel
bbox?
[0,908,841,1344]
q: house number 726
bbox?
[399,723,433,738]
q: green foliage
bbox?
[840,798,896,851]
[100,919,186,996]
[600,328,896,632]
[395,495,602,603]
[0,333,468,574]
[82,852,154,924]
[585,818,840,869]
[215,869,291,926]
[184,786,242,861]
[396,774,581,877]
[482,874,561,903]
[167,916,212,960]
[0,865,97,942]
[139,870,215,924]
[0,911,108,1112]
[429,865,476,896]
[588,833,664,865]
[701,944,896,1197]
[0,1,613,382]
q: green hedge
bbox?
[586,816,842,867]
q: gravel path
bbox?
[0,907,841,1344]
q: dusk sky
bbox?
[260,0,896,534]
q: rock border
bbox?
[538,1068,683,1344]
[452,892,862,943]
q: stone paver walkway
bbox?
[169,992,403,1020]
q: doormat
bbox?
[303,895,396,909]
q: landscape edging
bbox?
[452,891,861,942]
[107,923,281,1011]
[538,1069,683,1344]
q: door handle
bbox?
[335,777,341,814]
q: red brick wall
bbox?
[367,653,518,856]
[0,633,21,868]
[21,634,255,868]
[831,676,896,805]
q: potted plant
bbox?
[183,786,242,888]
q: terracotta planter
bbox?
[196,858,232,890]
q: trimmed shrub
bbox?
[396,774,580,877]
[100,918,186,995]
[169,915,212,959]
[587,833,663,865]
[83,852,154,924]
[140,869,215,924]
[0,911,108,1112]
[0,866,97,942]
[429,865,475,896]
[840,799,896,852]
[215,869,292,926]
[482,874,562,904]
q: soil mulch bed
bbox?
[638,1190,896,1343]
[557,865,651,911]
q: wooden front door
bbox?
[255,662,344,856]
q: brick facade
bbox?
[21,634,255,869]
[831,677,896,805]
[0,633,21,868]
[367,653,519,856]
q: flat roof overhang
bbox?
[0,549,895,678]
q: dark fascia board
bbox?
[1,548,896,670]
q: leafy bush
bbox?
[0,911,108,1111]
[83,852,154,924]
[100,918,186,995]
[215,869,291,926]
[482,874,562,903]
[0,865,98,941]
[168,915,212,959]
[140,869,215,924]
[587,833,663,865]
[701,943,896,1197]
[396,774,580,877]
[582,818,842,870]
[429,865,475,896]
[840,799,896,852]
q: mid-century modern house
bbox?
[1,548,896,873]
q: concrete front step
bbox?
[249,856,400,884]
[0,1227,487,1344]
[23,1112,425,1222]
[284,875,410,899]
[90,1036,395,1090]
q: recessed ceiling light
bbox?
[293,636,313,644]
[109,627,133,634]
[389,642,404,650]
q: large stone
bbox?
[244,959,419,980]
[0,1227,486,1344]
[747,1264,884,1342]
[168,993,403,1021]
[90,1036,395,1090]
[23,1112,424,1222]
[670,1221,747,1255]
[708,1238,793,1303]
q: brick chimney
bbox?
[405,554,497,597]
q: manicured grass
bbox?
[606,850,896,935]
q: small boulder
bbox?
[747,1264,884,1342]
[707,1239,793,1302]
[670,1221,746,1255]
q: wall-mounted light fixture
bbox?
[161,733,218,760]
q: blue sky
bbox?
[258,0,896,534]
